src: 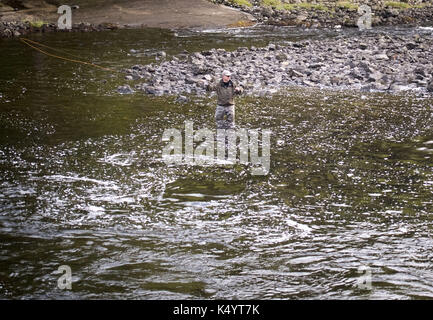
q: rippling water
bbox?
[0,25,432,299]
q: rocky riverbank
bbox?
[118,31,433,97]
[211,0,433,28]
[0,21,120,38]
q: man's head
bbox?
[222,70,231,83]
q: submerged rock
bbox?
[176,95,189,103]
[117,85,135,94]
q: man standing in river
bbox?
[207,70,243,129]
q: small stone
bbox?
[145,86,156,94]
[374,53,389,60]
[368,71,383,82]
[117,85,135,94]
[406,43,418,50]
[176,95,189,103]
[203,74,213,81]
[157,51,166,58]
[359,43,368,50]
[288,69,304,78]
[276,53,287,62]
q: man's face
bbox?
[222,75,230,83]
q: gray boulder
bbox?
[117,85,135,94]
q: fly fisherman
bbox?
[206,70,243,129]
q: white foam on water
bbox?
[86,205,105,218]
[99,153,134,166]
[45,174,115,187]
[385,210,403,214]
[286,219,312,233]
[330,203,352,207]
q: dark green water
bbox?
[0,26,432,299]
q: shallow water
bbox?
[0,26,432,299]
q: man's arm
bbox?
[234,85,244,95]
[206,81,218,92]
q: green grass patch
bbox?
[336,1,359,11]
[261,0,328,11]
[296,2,328,11]
[231,0,253,8]
[23,19,47,28]
[262,0,282,8]
[261,0,291,11]
[413,3,430,8]
[384,1,412,9]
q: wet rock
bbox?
[237,47,249,52]
[330,76,342,85]
[157,51,167,58]
[201,50,213,56]
[368,71,383,82]
[176,95,189,103]
[359,43,368,50]
[358,62,373,74]
[203,74,213,81]
[261,6,273,18]
[406,43,418,50]
[374,53,389,61]
[117,85,135,94]
[295,14,308,24]
[276,53,287,62]
[388,83,406,92]
[3,28,12,37]
[287,68,303,78]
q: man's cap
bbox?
[222,70,231,76]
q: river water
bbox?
[0,26,432,299]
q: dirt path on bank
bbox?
[0,0,255,29]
